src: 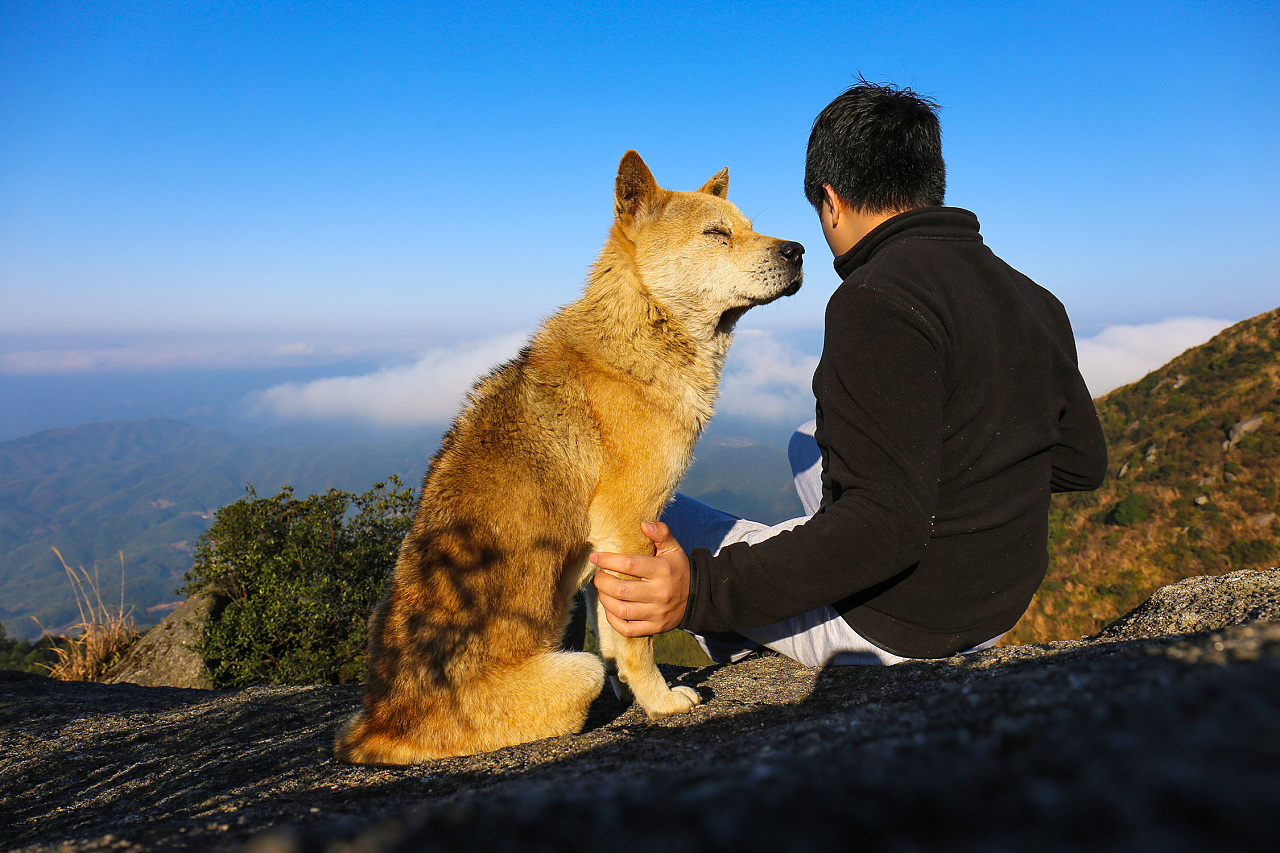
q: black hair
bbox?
[804,79,946,214]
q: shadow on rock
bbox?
[3,569,1278,853]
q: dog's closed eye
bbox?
[702,225,731,245]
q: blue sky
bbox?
[1,1,1277,433]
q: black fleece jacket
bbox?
[681,207,1107,658]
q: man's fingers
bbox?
[641,520,671,550]
[590,524,689,638]
[592,569,633,603]
[601,604,656,638]
[590,550,655,578]
[594,582,649,636]
[643,521,685,557]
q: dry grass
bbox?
[37,548,139,682]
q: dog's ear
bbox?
[615,150,661,223]
[698,168,729,199]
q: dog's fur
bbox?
[334,151,803,764]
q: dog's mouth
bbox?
[717,307,750,335]
[780,276,802,297]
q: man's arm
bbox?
[679,286,943,635]
[1046,305,1108,493]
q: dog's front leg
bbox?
[584,558,701,719]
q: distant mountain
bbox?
[0,418,801,639]
[10,306,1275,647]
[1008,306,1280,643]
[0,419,441,638]
[680,439,804,524]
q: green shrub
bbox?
[1107,493,1151,526]
[1225,538,1279,569]
[0,623,62,675]
[183,477,415,687]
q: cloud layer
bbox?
[247,329,821,428]
[247,333,527,426]
[245,317,1236,428]
[1075,316,1233,398]
[715,330,820,422]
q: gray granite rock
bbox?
[4,569,1279,853]
[1097,568,1280,640]
[101,587,227,689]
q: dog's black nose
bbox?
[779,241,804,262]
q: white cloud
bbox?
[270,342,316,357]
[0,338,360,374]
[248,332,527,426]
[1076,316,1233,398]
[66,315,1224,432]
[716,330,819,422]
[247,328,820,429]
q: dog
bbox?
[334,151,803,764]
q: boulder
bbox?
[1097,568,1280,640]
[1228,415,1265,446]
[101,585,228,689]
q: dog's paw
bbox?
[642,684,702,720]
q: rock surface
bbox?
[101,588,225,689]
[4,569,1280,853]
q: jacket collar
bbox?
[833,206,982,280]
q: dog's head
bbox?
[612,150,803,336]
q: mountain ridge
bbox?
[1009,305,1279,642]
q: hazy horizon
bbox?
[0,311,1249,445]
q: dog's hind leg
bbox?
[336,649,605,764]
[479,649,608,747]
[583,583,633,703]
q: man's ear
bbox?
[822,184,843,227]
[615,150,661,222]
[697,167,729,198]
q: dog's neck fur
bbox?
[540,229,731,429]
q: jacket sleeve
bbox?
[1047,306,1108,493]
[681,286,942,635]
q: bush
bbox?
[183,477,415,687]
[1225,538,1279,569]
[0,623,61,675]
[1107,493,1150,526]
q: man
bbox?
[591,81,1107,665]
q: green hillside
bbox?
[0,419,439,638]
[1009,306,1280,644]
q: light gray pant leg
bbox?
[788,419,823,516]
[665,420,901,666]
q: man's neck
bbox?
[820,189,906,257]
[841,208,901,254]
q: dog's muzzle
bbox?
[778,241,804,264]
[779,241,804,295]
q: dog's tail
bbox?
[334,649,606,765]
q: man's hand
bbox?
[591,521,690,637]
